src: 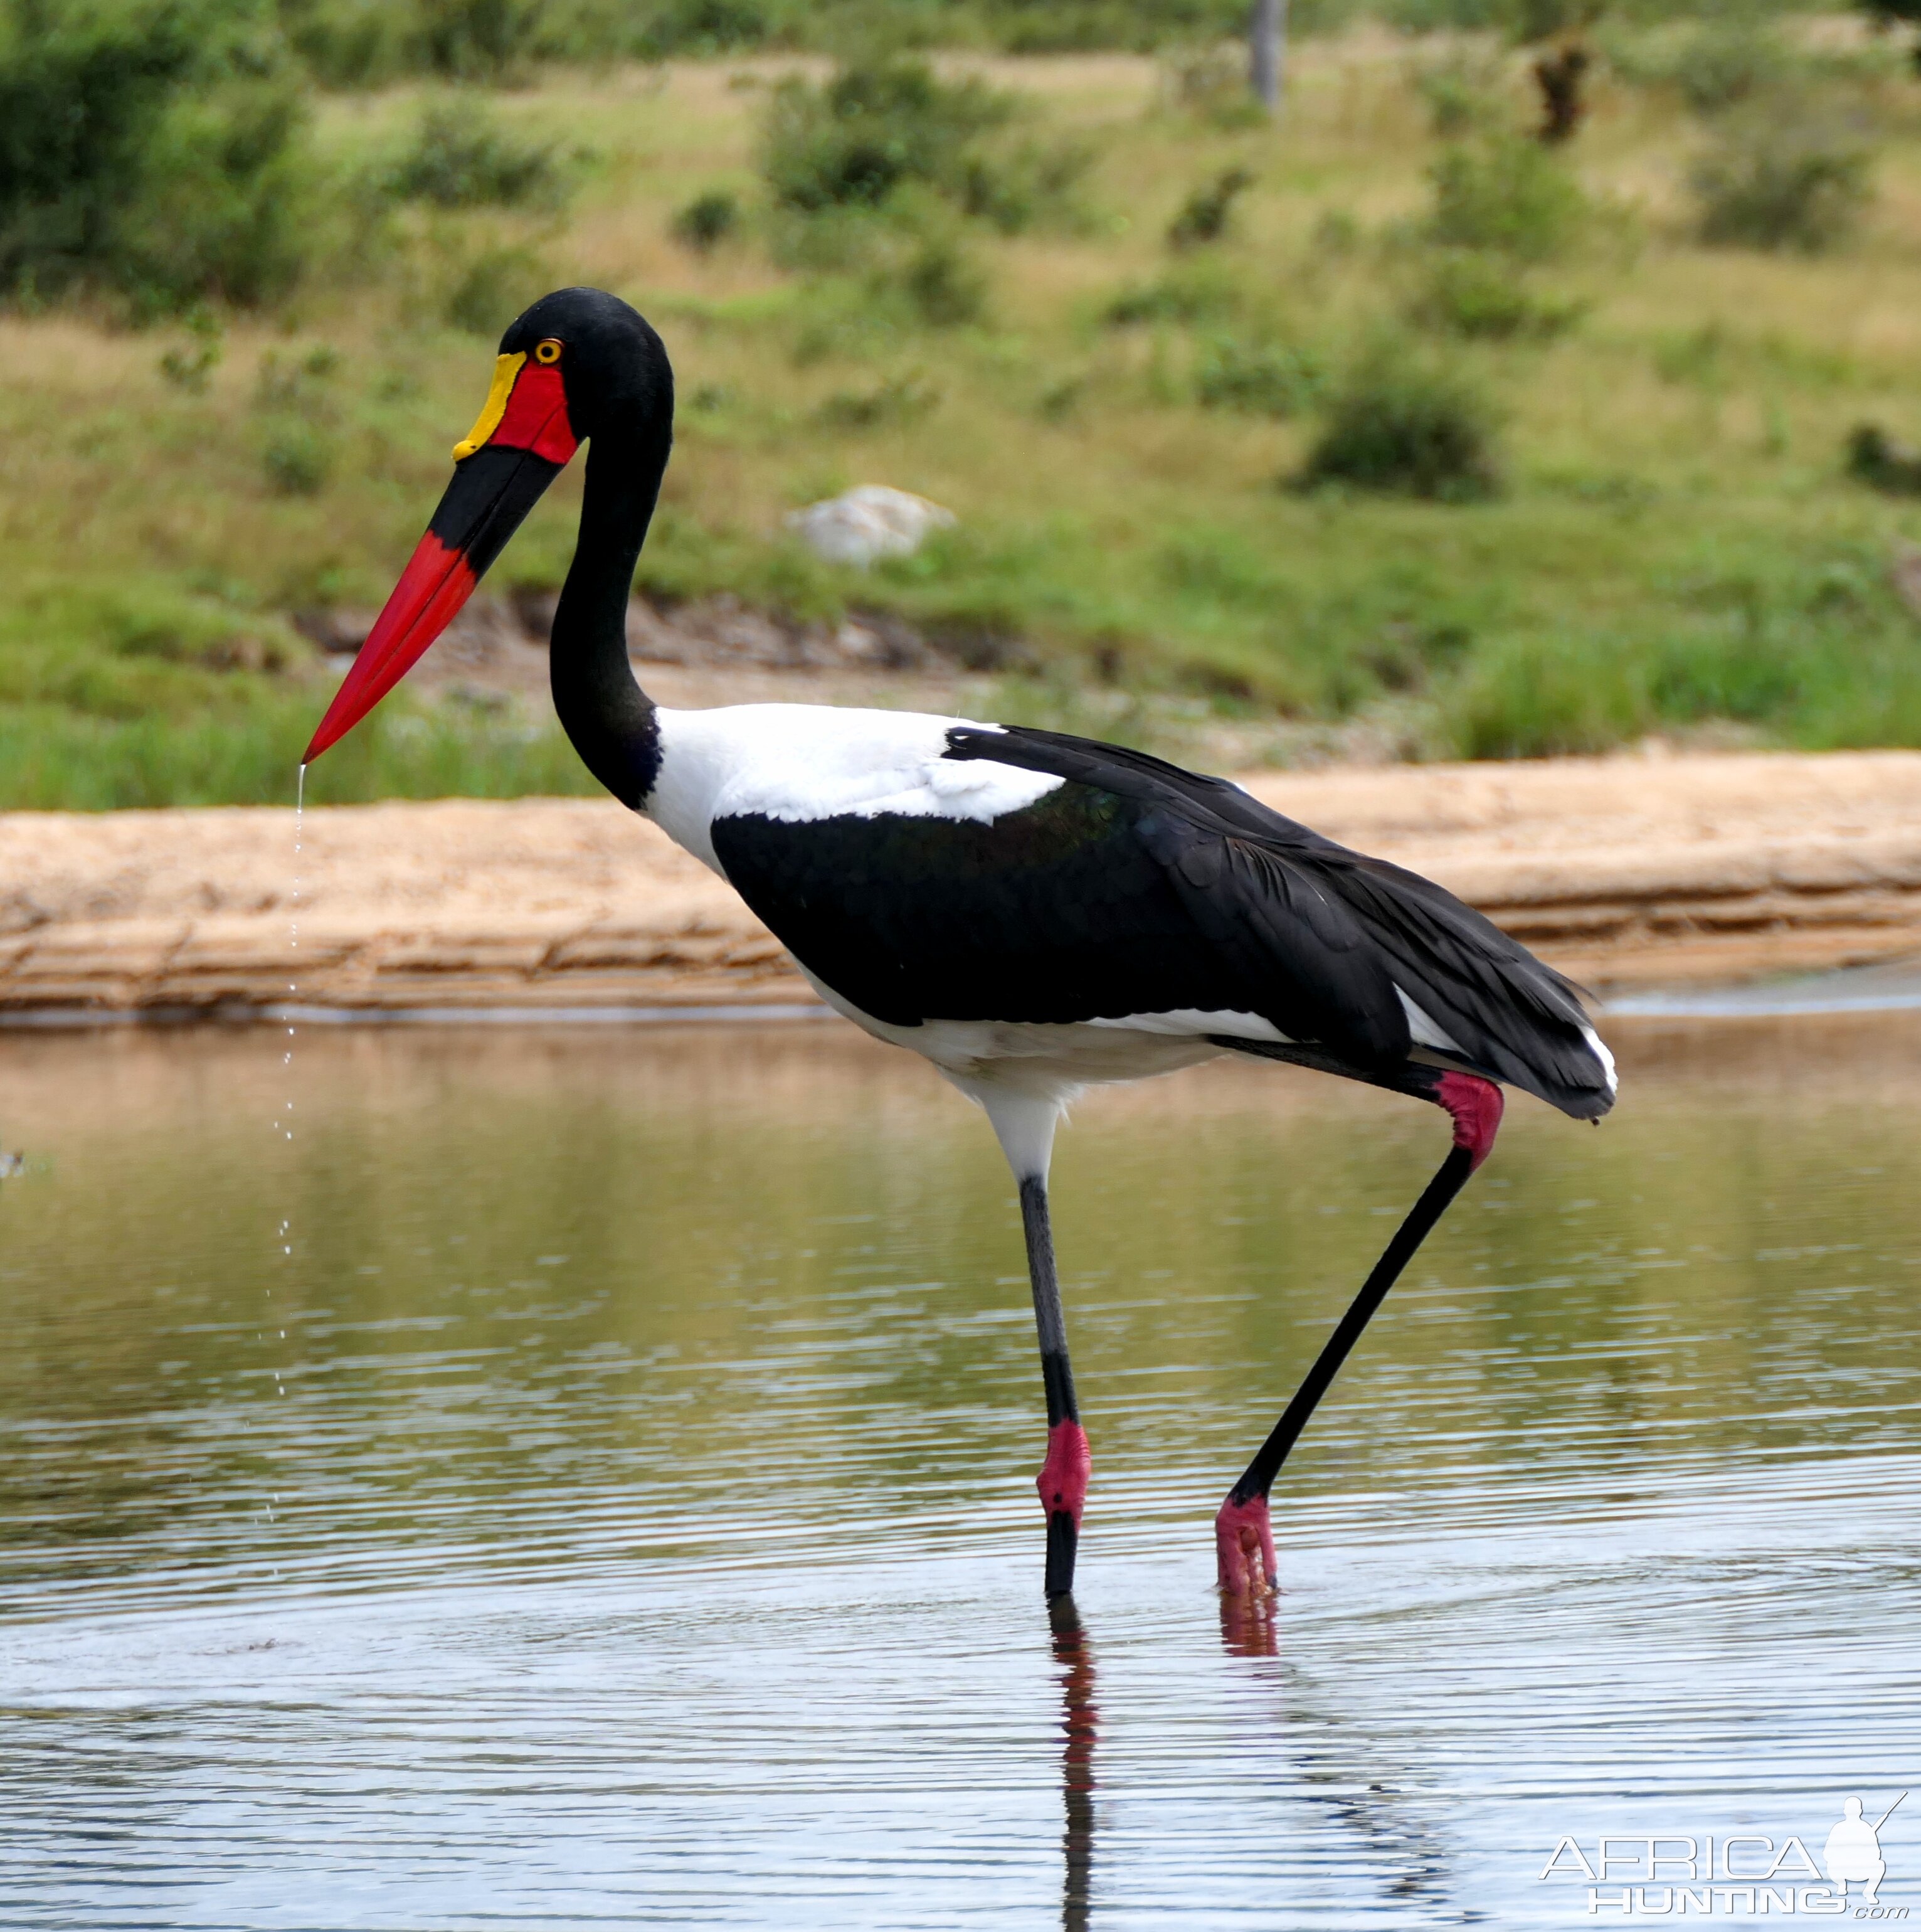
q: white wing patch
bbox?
[1396,985,1468,1055]
[646,704,1062,872]
[1580,1020,1619,1095]
[1086,1008,1291,1044]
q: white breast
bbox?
[643,704,1065,872]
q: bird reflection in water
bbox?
[1050,1595,1098,1932]
[1219,1585,1281,1659]
[1215,1586,1458,1909]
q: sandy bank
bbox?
[3,749,1919,1018]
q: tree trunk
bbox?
[1249,0,1285,114]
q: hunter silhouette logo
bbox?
[1827,1794,1905,1908]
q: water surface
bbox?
[1,1016,1917,1926]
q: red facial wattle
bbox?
[489,363,577,466]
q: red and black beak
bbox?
[303,348,579,764]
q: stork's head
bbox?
[303,287,670,764]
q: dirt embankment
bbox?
[2,749,1918,1018]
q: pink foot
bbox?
[1215,1492,1278,1597]
[1037,1420,1091,1527]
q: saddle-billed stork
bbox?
[304,288,1616,1601]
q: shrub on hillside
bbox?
[253,345,339,496]
[897,235,989,327]
[815,372,941,428]
[1427,135,1590,262]
[411,0,544,78]
[1167,167,1254,249]
[1410,250,1584,339]
[1846,423,1921,496]
[761,58,1084,236]
[384,102,569,208]
[1104,265,1240,326]
[442,241,548,334]
[672,189,741,252]
[1856,0,1921,78]
[1297,351,1503,500]
[1669,21,1791,113]
[1692,120,1873,253]
[0,1,319,312]
[1609,18,1794,112]
[1193,333,1325,416]
[1444,636,1646,760]
[957,137,1093,235]
[762,61,1015,214]
[1410,48,1508,137]
[1156,43,1268,126]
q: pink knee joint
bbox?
[1037,1420,1091,1526]
[1434,1071,1504,1172]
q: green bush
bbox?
[442,241,549,334]
[253,345,339,494]
[1193,333,1325,415]
[1692,120,1873,253]
[1167,166,1254,249]
[260,421,331,494]
[1856,0,1921,78]
[273,0,1256,79]
[278,0,405,86]
[1409,47,1507,137]
[1298,350,1503,500]
[1157,43,1266,124]
[815,372,941,427]
[1427,134,1590,262]
[1846,423,1921,496]
[1410,250,1584,339]
[384,102,568,208]
[955,135,1093,236]
[1667,21,1791,113]
[760,57,1082,236]
[763,60,1015,213]
[412,0,544,77]
[1444,635,1647,760]
[629,0,771,58]
[276,0,559,82]
[157,307,224,390]
[1103,264,1240,326]
[898,235,988,326]
[672,189,741,251]
[0,1,320,313]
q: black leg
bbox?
[1217,1072,1503,1596]
[1022,1174,1089,1599]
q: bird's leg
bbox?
[1216,1071,1504,1596]
[1022,1174,1091,1600]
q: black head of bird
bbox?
[303,287,671,770]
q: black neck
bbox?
[549,428,667,807]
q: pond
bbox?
[0,1014,1917,1927]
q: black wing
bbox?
[708,724,1614,1121]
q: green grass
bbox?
[7,24,1921,806]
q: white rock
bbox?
[785,486,957,568]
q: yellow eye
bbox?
[534,339,563,366]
